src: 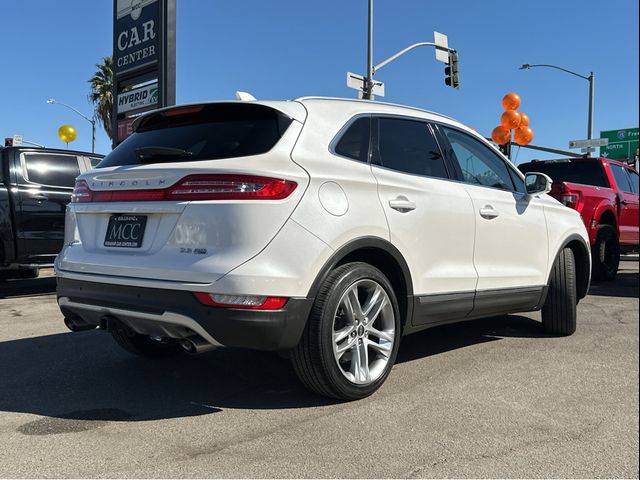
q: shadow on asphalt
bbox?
[588,270,639,298]
[0,275,56,299]
[0,314,545,426]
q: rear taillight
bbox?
[193,292,288,310]
[71,175,297,203]
[559,183,581,210]
[560,194,578,208]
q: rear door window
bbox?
[611,164,633,193]
[98,103,294,167]
[23,153,81,188]
[374,117,449,179]
[627,169,639,194]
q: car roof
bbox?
[520,157,634,168]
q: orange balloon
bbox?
[519,112,530,127]
[491,125,511,145]
[501,110,522,130]
[514,126,534,145]
[502,92,521,110]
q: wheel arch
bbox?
[306,237,414,328]
[554,234,591,300]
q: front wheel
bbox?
[542,247,577,336]
[291,262,401,401]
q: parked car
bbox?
[0,146,102,279]
[55,98,591,400]
[519,157,639,280]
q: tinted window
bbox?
[627,169,639,194]
[610,164,633,193]
[334,117,370,162]
[98,103,293,167]
[89,157,102,168]
[376,118,448,179]
[518,161,609,188]
[24,154,80,188]
[441,128,514,190]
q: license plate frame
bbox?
[104,214,147,248]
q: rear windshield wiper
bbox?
[135,146,193,163]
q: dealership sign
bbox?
[118,83,158,113]
[112,0,175,146]
[114,0,160,75]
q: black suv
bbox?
[1,146,102,279]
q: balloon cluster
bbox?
[58,124,77,144]
[491,93,534,146]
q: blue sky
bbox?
[1,0,638,164]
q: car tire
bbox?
[591,225,619,281]
[291,262,401,401]
[17,267,40,279]
[110,322,183,358]
[542,247,577,336]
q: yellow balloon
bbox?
[58,125,77,143]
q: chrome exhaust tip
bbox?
[63,316,97,332]
[179,336,217,354]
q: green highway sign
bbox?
[599,128,639,160]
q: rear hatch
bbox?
[57,102,309,285]
[519,159,611,200]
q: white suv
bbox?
[56,97,591,400]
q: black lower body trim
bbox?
[57,277,313,351]
[411,286,546,328]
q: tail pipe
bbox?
[179,335,217,354]
[63,316,97,332]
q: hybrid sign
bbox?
[112,0,175,147]
[117,83,158,114]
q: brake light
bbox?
[558,183,580,210]
[71,175,297,203]
[193,292,288,310]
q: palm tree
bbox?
[89,56,114,141]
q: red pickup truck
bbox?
[519,157,639,280]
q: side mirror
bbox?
[524,172,553,195]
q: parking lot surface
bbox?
[1,260,638,478]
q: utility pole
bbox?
[363,0,374,100]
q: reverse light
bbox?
[71,175,297,203]
[193,292,288,310]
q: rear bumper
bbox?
[56,277,313,351]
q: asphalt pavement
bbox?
[0,260,638,478]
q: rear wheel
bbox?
[17,267,39,279]
[542,247,577,336]
[110,323,183,358]
[591,225,619,281]
[291,262,401,400]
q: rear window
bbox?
[98,103,294,168]
[518,161,610,188]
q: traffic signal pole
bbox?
[363,0,374,100]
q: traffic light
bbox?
[4,138,13,147]
[444,51,460,89]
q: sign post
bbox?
[112,0,176,147]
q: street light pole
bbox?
[520,63,595,146]
[46,99,96,153]
[587,71,594,141]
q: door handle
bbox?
[31,194,48,202]
[479,205,499,219]
[388,197,416,212]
